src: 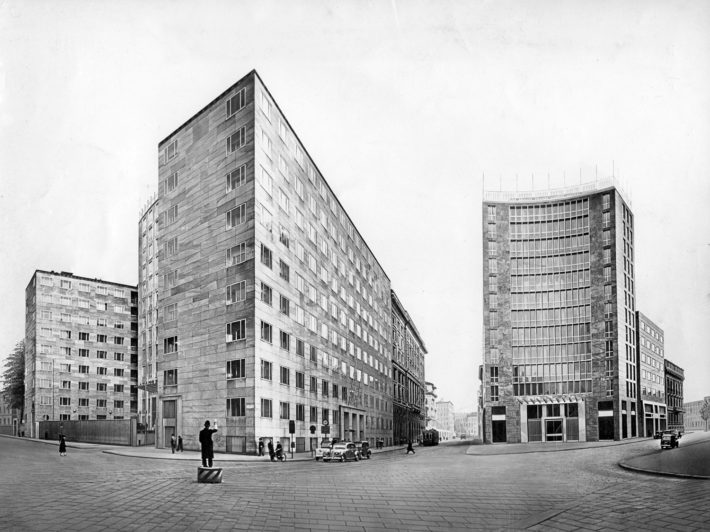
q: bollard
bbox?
[197,467,223,484]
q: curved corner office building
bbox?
[481,181,637,443]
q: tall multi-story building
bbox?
[636,311,666,436]
[24,270,138,437]
[481,181,637,443]
[151,70,396,454]
[664,359,684,431]
[436,400,455,440]
[391,290,427,444]
[425,381,438,429]
[137,195,160,441]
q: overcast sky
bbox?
[1,1,709,409]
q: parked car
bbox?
[314,438,335,461]
[660,430,679,449]
[653,431,663,439]
[323,442,360,462]
[355,441,371,459]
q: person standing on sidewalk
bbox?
[406,440,416,454]
[177,435,184,452]
[258,438,264,456]
[267,439,275,461]
[170,433,176,454]
[199,420,218,467]
[59,435,67,457]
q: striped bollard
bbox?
[197,467,223,484]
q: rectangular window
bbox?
[226,164,246,192]
[261,360,273,380]
[296,403,305,422]
[114,352,124,362]
[261,398,272,418]
[164,139,178,161]
[227,204,246,228]
[227,281,247,304]
[114,368,124,377]
[310,376,317,395]
[295,371,305,389]
[164,336,178,354]
[79,398,89,407]
[310,406,318,422]
[280,330,290,351]
[226,88,246,118]
[96,399,107,408]
[227,127,246,153]
[97,350,107,359]
[279,226,290,249]
[279,260,290,282]
[296,339,305,357]
[79,365,89,374]
[259,91,272,119]
[322,380,329,397]
[79,349,89,357]
[164,369,178,386]
[97,383,107,392]
[279,295,290,316]
[227,397,246,417]
[278,188,289,212]
[61,380,71,390]
[114,384,124,393]
[97,367,107,375]
[260,244,273,269]
[227,359,246,379]
[227,320,246,342]
[279,401,289,420]
[166,204,178,225]
[260,282,273,305]
[167,171,178,192]
[227,242,247,265]
[280,366,290,386]
[165,303,177,322]
[165,237,178,258]
[60,397,71,406]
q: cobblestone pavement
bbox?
[1,435,708,531]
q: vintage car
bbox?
[653,430,663,439]
[660,430,679,449]
[323,442,360,462]
[355,441,371,459]
[314,439,335,461]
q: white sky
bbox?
[1,1,709,409]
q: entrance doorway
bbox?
[545,419,563,441]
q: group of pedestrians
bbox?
[257,437,284,461]
[170,433,184,454]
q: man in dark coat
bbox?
[199,420,218,467]
[258,438,264,456]
[267,439,275,461]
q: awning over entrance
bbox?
[515,394,584,405]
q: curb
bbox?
[617,462,710,480]
[465,437,648,456]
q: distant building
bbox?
[391,290,427,445]
[683,397,709,432]
[0,394,20,436]
[425,381,438,429]
[664,359,684,431]
[24,270,138,438]
[481,182,638,443]
[436,400,455,440]
[636,312,666,436]
[454,411,478,438]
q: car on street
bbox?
[323,442,360,462]
[653,430,663,439]
[660,429,679,449]
[314,438,335,461]
[355,441,371,459]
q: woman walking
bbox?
[59,435,67,457]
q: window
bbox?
[227,320,246,342]
[165,237,178,257]
[603,211,611,228]
[114,336,124,345]
[164,369,178,386]
[79,398,89,407]
[227,397,246,417]
[296,403,305,422]
[60,279,72,289]
[227,127,246,153]
[79,349,89,357]
[166,204,178,225]
[60,397,71,406]
[261,398,273,418]
[114,384,124,393]
[167,171,178,192]
[227,359,246,379]
[164,336,178,354]
[165,269,179,287]
[296,371,305,389]
[332,384,338,399]
[79,365,89,374]
[97,367,107,375]
[61,347,72,357]
[280,330,290,351]
[227,281,246,304]
[96,399,107,408]
[164,139,178,161]
[280,401,290,420]
[260,244,273,268]
[296,339,305,357]
[278,188,289,212]
[97,350,107,359]
[322,380,329,397]
[227,164,247,192]
[603,248,611,264]
[114,368,124,377]
[261,360,273,380]
[163,400,176,418]
[279,226,290,249]
[602,194,610,210]
[227,242,247,265]
[114,400,124,409]
[310,376,317,395]
[61,380,71,390]
[97,383,107,392]
[295,144,304,167]
[258,91,271,119]
[227,204,246,228]
[322,408,329,424]
[279,295,290,317]
[280,366,290,386]
[260,282,273,305]
[278,120,288,142]
[226,88,246,118]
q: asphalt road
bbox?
[1,434,708,531]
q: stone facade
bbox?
[664,359,684,431]
[24,270,138,437]
[153,70,395,454]
[635,311,666,436]
[481,182,637,443]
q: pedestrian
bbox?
[267,439,275,461]
[199,420,218,467]
[406,439,415,454]
[258,438,264,456]
[170,433,176,454]
[59,435,67,457]
[177,435,184,452]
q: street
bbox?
[1,434,709,531]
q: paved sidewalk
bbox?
[618,431,710,479]
[464,436,649,455]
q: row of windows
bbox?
[37,312,132,330]
[513,380,593,396]
[508,253,592,274]
[509,237,590,257]
[510,271,591,292]
[36,380,128,393]
[43,398,126,408]
[510,342,592,364]
[510,288,591,310]
[37,362,130,377]
[38,277,128,298]
[509,215,589,237]
[510,324,592,345]
[509,200,589,221]
[38,330,130,345]
[37,295,132,314]
[510,306,591,326]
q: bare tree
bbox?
[700,397,710,432]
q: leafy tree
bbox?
[700,398,710,432]
[2,340,25,424]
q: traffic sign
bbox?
[322,419,329,426]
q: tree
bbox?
[2,340,25,426]
[700,397,710,432]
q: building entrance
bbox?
[545,419,563,441]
